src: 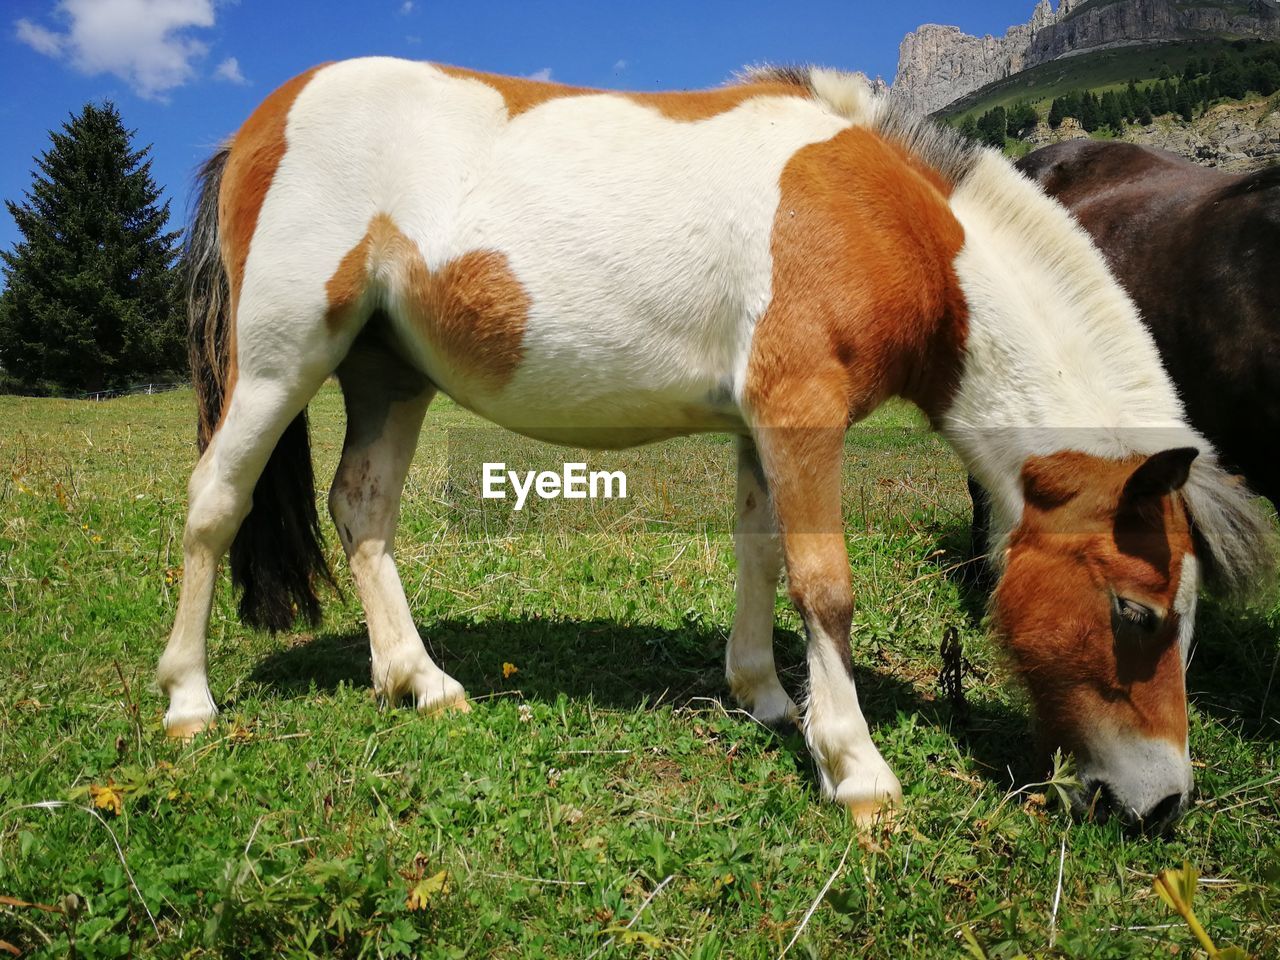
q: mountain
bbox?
[894,0,1280,115]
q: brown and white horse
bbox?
[160,59,1272,829]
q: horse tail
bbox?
[185,144,332,632]
[187,146,232,452]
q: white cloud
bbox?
[15,18,64,57]
[399,1,414,13]
[526,67,553,82]
[613,59,627,72]
[214,56,247,85]
[14,0,218,101]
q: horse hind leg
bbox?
[158,348,338,736]
[329,326,469,713]
[725,436,798,726]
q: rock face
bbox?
[894,0,1280,116]
[1122,98,1280,170]
[1023,99,1280,171]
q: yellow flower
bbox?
[406,869,448,911]
[502,662,519,679]
[89,781,123,816]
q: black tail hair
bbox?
[186,146,333,632]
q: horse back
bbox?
[221,58,972,444]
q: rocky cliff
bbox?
[1024,97,1280,170]
[894,0,1280,115]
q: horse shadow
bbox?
[246,514,1278,803]
[249,613,1039,791]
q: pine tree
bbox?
[1175,82,1195,122]
[1124,80,1141,121]
[1251,59,1280,96]
[1148,81,1170,116]
[0,102,183,395]
[1006,101,1038,137]
[1211,55,1253,100]
[1080,92,1102,132]
[1100,90,1125,131]
[976,106,1008,148]
[1048,96,1067,128]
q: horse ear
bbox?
[1123,447,1199,501]
[1020,452,1087,510]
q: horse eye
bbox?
[1112,595,1159,633]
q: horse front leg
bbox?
[752,402,902,823]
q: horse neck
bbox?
[932,151,1200,557]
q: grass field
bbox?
[2,386,1278,958]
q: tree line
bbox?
[956,45,1280,147]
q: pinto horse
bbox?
[160,59,1272,829]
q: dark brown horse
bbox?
[971,140,1280,570]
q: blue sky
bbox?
[0,1,1037,258]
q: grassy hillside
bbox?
[941,37,1279,119]
[2,387,1279,957]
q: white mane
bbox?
[942,152,1273,593]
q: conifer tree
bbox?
[1006,101,1038,137]
[1175,82,1195,122]
[976,106,1008,148]
[0,102,183,395]
[1124,80,1141,121]
[1148,81,1170,116]
[1080,92,1102,131]
[1100,90,1126,131]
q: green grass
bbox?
[2,386,1279,958]
[941,38,1280,120]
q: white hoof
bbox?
[161,675,217,740]
[741,683,801,727]
[373,652,470,714]
[832,765,903,826]
[165,712,217,740]
[417,676,472,716]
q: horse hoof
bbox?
[833,769,903,827]
[415,676,472,716]
[736,683,800,729]
[422,694,472,716]
[165,714,216,740]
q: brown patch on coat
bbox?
[743,125,969,430]
[436,63,805,122]
[325,213,528,389]
[217,63,329,415]
[994,451,1196,755]
[741,126,969,675]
